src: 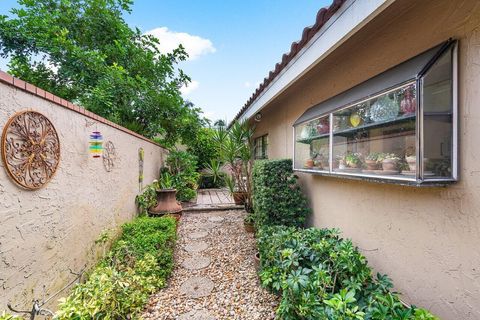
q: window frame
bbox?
[292,41,458,186]
[254,134,269,160]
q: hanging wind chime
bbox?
[89,131,103,158]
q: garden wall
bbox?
[250,0,480,319]
[0,72,167,309]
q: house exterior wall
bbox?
[0,79,166,308]
[251,0,480,319]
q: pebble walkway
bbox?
[143,210,279,320]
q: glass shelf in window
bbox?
[294,115,330,171]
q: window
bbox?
[293,40,457,185]
[254,135,268,159]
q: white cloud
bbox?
[180,80,199,95]
[146,27,216,61]
[244,81,251,88]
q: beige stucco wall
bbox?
[0,82,166,308]
[252,0,480,319]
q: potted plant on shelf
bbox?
[381,153,401,172]
[305,158,314,169]
[365,152,382,170]
[404,146,416,171]
[244,214,255,233]
[149,172,183,219]
[345,152,362,169]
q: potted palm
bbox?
[149,172,183,218]
[213,121,255,211]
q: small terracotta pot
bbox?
[149,189,183,215]
[382,159,398,171]
[305,159,314,168]
[233,192,247,205]
[254,252,260,272]
[244,222,255,233]
[365,160,379,170]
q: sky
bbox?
[0,0,332,123]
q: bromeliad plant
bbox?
[256,226,439,320]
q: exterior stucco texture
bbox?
[251,0,480,319]
[0,82,166,308]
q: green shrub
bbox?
[166,150,200,202]
[187,127,220,170]
[0,312,22,320]
[199,173,226,189]
[135,184,157,216]
[257,226,439,320]
[55,216,176,320]
[252,159,310,228]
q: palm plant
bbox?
[204,159,224,184]
[213,120,255,211]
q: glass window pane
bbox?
[422,47,454,179]
[332,83,417,179]
[294,115,330,171]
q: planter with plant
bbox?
[344,152,362,168]
[365,152,383,170]
[214,121,255,211]
[381,153,401,172]
[149,172,183,216]
[244,214,255,233]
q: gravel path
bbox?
[143,210,279,320]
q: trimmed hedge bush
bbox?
[252,159,310,227]
[257,226,438,320]
[55,216,176,319]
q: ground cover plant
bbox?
[256,226,438,320]
[54,216,176,320]
[252,159,310,228]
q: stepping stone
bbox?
[180,276,214,298]
[196,222,217,230]
[178,310,215,320]
[182,255,211,270]
[184,241,209,253]
[208,216,224,223]
[188,231,209,239]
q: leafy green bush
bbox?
[257,226,438,320]
[135,184,157,216]
[0,312,22,320]
[55,217,176,320]
[187,127,220,170]
[252,159,310,227]
[165,150,200,202]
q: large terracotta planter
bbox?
[149,189,183,215]
[232,192,247,205]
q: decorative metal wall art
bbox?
[1,110,61,190]
[102,141,116,172]
[138,147,144,191]
[89,131,103,158]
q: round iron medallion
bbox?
[1,111,61,190]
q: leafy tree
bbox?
[0,0,203,146]
[187,127,219,170]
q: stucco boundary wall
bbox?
[0,71,167,309]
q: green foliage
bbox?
[56,216,176,320]
[257,226,439,320]
[135,184,157,216]
[165,150,200,202]
[213,120,255,210]
[199,159,226,189]
[187,127,220,170]
[0,312,22,320]
[252,159,310,228]
[0,0,206,146]
[159,172,174,189]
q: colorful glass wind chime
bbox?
[89,130,103,158]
